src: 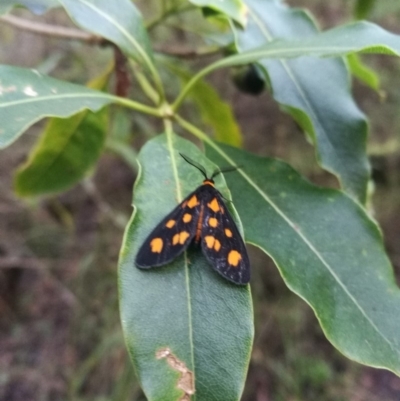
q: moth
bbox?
[135,153,250,285]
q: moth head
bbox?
[179,153,242,183]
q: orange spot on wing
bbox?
[228,250,241,267]
[207,198,220,213]
[179,231,190,244]
[183,213,192,223]
[204,236,215,248]
[225,228,233,237]
[165,219,176,228]
[187,195,199,209]
[208,217,218,227]
[150,238,163,253]
[172,233,180,245]
[214,239,221,251]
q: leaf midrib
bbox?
[247,7,341,165]
[166,131,196,397]
[74,0,153,70]
[209,142,397,356]
[239,10,381,338]
[0,92,115,108]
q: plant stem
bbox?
[109,95,163,117]
[174,114,212,145]
[0,14,102,42]
[164,115,174,137]
[172,61,224,112]
[129,60,160,105]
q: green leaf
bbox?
[14,107,108,197]
[0,0,59,15]
[354,0,376,19]
[232,0,371,203]
[174,19,400,202]
[229,21,400,61]
[0,65,117,149]
[281,21,400,57]
[192,81,242,147]
[189,0,248,26]
[172,66,243,147]
[58,0,155,76]
[193,78,243,146]
[205,142,400,376]
[179,21,400,74]
[173,21,400,136]
[119,134,253,400]
[347,54,380,92]
[14,64,112,197]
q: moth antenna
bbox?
[179,153,208,180]
[211,165,242,179]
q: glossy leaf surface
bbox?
[14,65,112,196]
[119,134,253,400]
[232,0,370,203]
[206,142,400,375]
[0,66,115,148]
[59,0,155,72]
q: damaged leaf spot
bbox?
[23,86,38,97]
[156,347,195,400]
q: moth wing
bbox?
[201,191,250,285]
[135,190,201,268]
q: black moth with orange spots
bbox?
[135,153,250,285]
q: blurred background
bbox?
[1,1,400,400]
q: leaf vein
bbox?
[210,143,397,355]
[78,0,152,71]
